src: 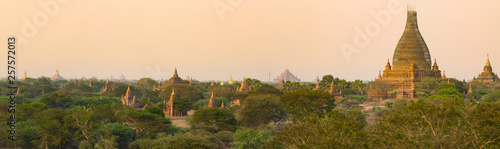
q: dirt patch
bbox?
[169,110,195,129]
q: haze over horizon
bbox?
[1,0,500,82]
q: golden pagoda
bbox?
[89,79,93,87]
[121,85,141,108]
[229,75,234,84]
[207,92,217,108]
[277,78,285,89]
[101,78,114,93]
[313,80,322,91]
[23,70,27,81]
[153,67,189,90]
[368,8,443,100]
[238,77,250,94]
[474,54,499,83]
[164,88,182,117]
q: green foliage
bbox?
[281,89,336,121]
[128,131,223,149]
[233,128,273,149]
[113,85,140,97]
[209,85,245,101]
[173,97,194,115]
[215,131,234,143]
[118,108,172,138]
[72,96,121,107]
[38,92,72,108]
[194,97,229,109]
[145,106,165,118]
[192,108,237,132]
[274,110,367,148]
[415,77,439,96]
[481,91,500,102]
[249,83,283,96]
[159,84,203,102]
[437,78,466,94]
[238,94,287,127]
[101,123,134,148]
[368,98,500,148]
[428,87,464,100]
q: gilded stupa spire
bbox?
[229,75,234,84]
[378,70,382,79]
[23,70,27,81]
[189,77,193,86]
[385,59,392,70]
[173,67,179,77]
[126,84,132,96]
[486,54,491,67]
[442,71,446,79]
[208,92,217,108]
[433,59,439,70]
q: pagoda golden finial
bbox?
[442,71,446,79]
[486,54,491,66]
[23,70,27,80]
[229,75,233,84]
[173,67,179,77]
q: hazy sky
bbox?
[1,0,500,82]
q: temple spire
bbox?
[433,59,439,70]
[220,101,225,109]
[126,85,132,96]
[23,70,27,81]
[467,83,473,95]
[208,92,217,108]
[378,70,382,79]
[173,67,178,77]
[169,88,175,102]
[385,59,392,70]
[486,54,491,67]
[442,71,446,79]
[229,75,234,84]
[189,77,193,86]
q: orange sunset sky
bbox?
[1,0,500,82]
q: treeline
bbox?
[0,76,499,148]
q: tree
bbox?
[368,98,500,148]
[100,123,134,149]
[233,128,273,149]
[119,109,172,139]
[238,94,286,127]
[428,87,464,100]
[33,109,72,149]
[481,91,500,102]
[281,89,336,121]
[38,92,72,108]
[415,77,439,96]
[159,85,203,102]
[209,86,245,101]
[320,75,334,84]
[437,78,466,94]
[173,97,194,115]
[274,110,367,148]
[145,106,165,118]
[135,78,158,96]
[192,108,237,132]
[113,85,140,97]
